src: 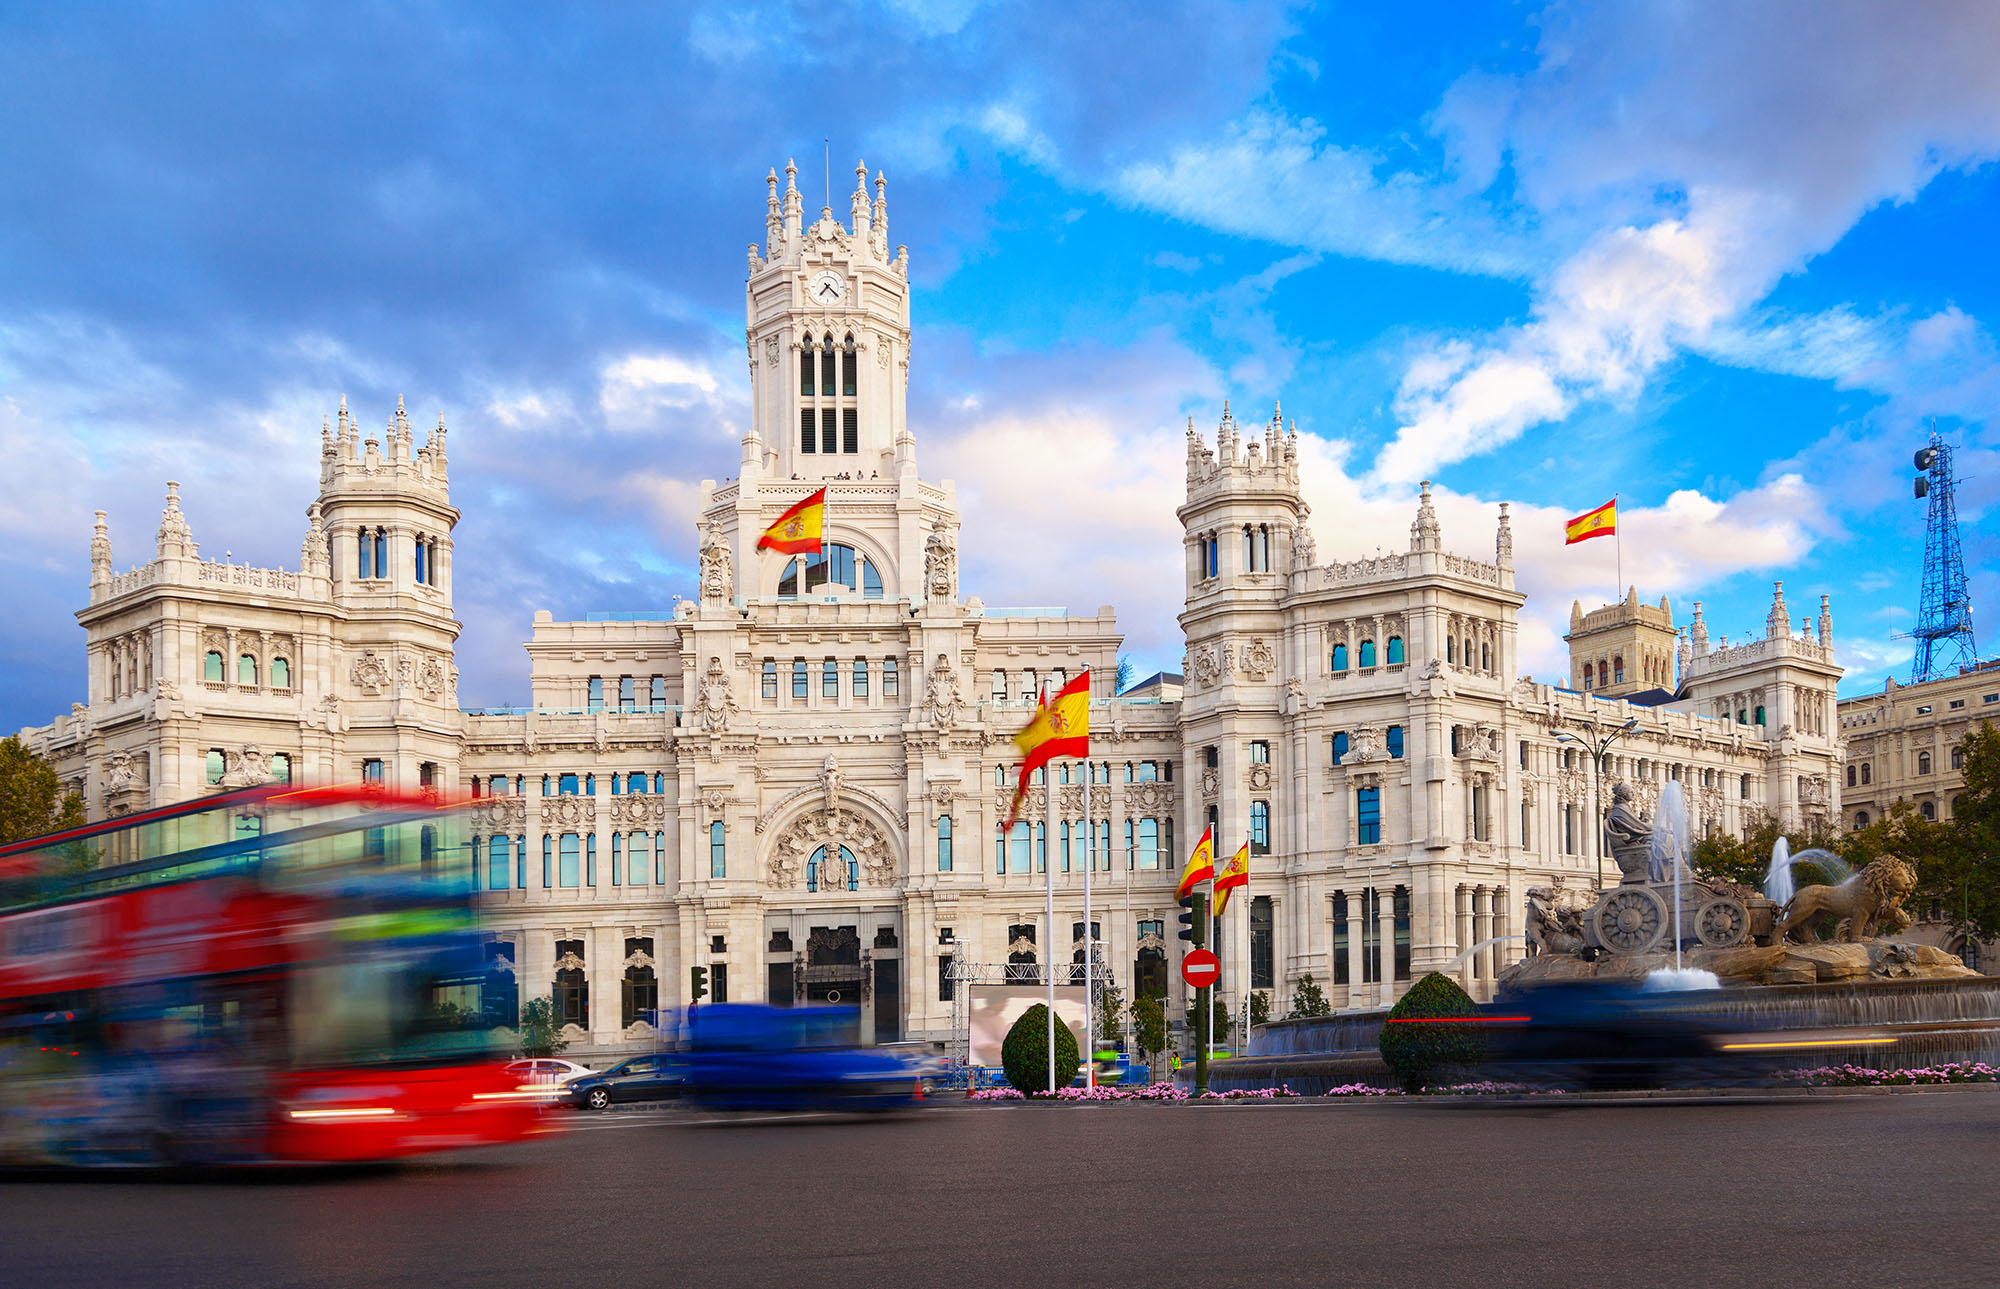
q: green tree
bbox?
[0,736,85,847]
[1378,972,1484,1092]
[1936,724,2000,941]
[1130,994,1169,1065]
[1286,974,1331,1019]
[1250,991,1270,1027]
[1096,983,1125,1047]
[1689,808,1851,892]
[1001,1003,1079,1094]
[1115,655,1135,694]
[518,995,568,1058]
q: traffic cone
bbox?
[913,1078,925,1101]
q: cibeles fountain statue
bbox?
[1511,781,1976,988]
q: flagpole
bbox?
[1044,743,1056,1096]
[1614,492,1622,603]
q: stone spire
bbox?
[766,167,782,256]
[1689,600,1709,655]
[1570,599,1585,632]
[850,159,871,240]
[1817,594,1833,647]
[1766,580,1790,639]
[156,482,195,559]
[91,510,112,586]
[301,500,330,576]
[871,170,887,258]
[1496,501,1513,568]
[1410,480,1441,553]
[1677,627,1692,677]
[783,158,801,238]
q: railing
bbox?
[978,606,1068,618]
[584,611,677,623]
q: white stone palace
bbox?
[19,160,1847,1056]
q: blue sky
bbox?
[4,0,1997,733]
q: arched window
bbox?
[1481,643,1491,671]
[800,345,815,396]
[806,844,858,892]
[1243,525,1255,571]
[271,657,290,688]
[821,335,837,408]
[1860,763,1872,785]
[1917,751,1933,775]
[1921,800,1937,821]
[1583,662,1593,689]
[1754,705,1766,725]
[1952,747,1966,771]
[1204,535,1219,578]
[1386,636,1404,665]
[709,820,726,878]
[1359,639,1377,669]
[1331,643,1349,672]
[1846,765,1856,787]
[1853,811,1869,830]
[374,528,387,580]
[357,527,373,578]
[1448,638,1457,665]
[842,335,858,398]
[1613,656,1625,685]
[204,651,224,683]
[415,535,427,585]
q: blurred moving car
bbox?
[680,1004,924,1112]
[1480,982,1767,1091]
[562,1053,683,1110]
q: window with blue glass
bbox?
[628,772,648,793]
[1387,725,1404,759]
[807,844,858,892]
[587,677,604,711]
[488,836,510,891]
[559,834,580,887]
[823,658,839,698]
[652,676,667,710]
[1008,822,1031,874]
[1357,788,1381,845]
[558,773,579,796]
[627,831,650,885]
[937,816,953,872]
[611,833,621,885]
[542,834,552,887]
[1138,817,1159,869]
[655,830,666,885]
[1332,732,1349,765]
[710,821,726,878]
[1387,636,1404,665]
[618,675,636,711]
[853,658,868,697]
[1251,800,1270,854]
[792,659,808,699]
[1359,639,1377,668]
[1331,643,1348,672]
[585,834,597,885]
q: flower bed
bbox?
[963,1080,1532,1101]
[1780,1062,2000,1087]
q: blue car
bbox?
[679,1004,923,1112]
[562,1052,685,1111]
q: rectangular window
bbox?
[1138,761,1157,782]
[762,660,778,699]
[517,834,527,888]
[587,676,604,711]
[652,675,666,710]
[1393,887,1412,981]
[1251,800,1270,854]
[1332,892,1349,985]
[1249,740,1270,763]
[559,773,580,796]
[487,836,510,891]
[1250,896,1274,990]
[801,408,816,453]
[822,411,837,454]
[937,816,953,872]
[710,821,726,879]
[1363,889,1381,984]
[655,830,666,885]
[586,834,597,886]
[362,758,385,784]
[1521,800,1531,848]
[1124,819,1135,869]
[559,834,580,888]
[823,658,839,699]
[711,963,728,1004]
[542,834,553,888]
[842,408,858,453]
[1009,822,1031,874]
[792,659,808,699]
[618,675,636,711]
[629,831,650,886]
[884,658,899,696]
[853,658,869,697]
[1139,817,1160,869]
[206,748,226,785]
[1357,787,1381,845]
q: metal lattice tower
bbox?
[1910,433,1978,682]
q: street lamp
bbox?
[1556,717,1640,892]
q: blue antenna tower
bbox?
[1909,432,1977,682]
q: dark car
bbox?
[562,1053,684,1110]
[1480,981,1762,1091]
[679,1004,922,1113]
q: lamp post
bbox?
[1557,717,1640,892]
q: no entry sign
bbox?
[1181,948,1220,989]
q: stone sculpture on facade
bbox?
[924,518,956,603]
[922,653,963,729]
[698,517,732,604]
[691,657,739,735]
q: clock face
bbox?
[810,270,846,305]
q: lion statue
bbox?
[1774,855,1918,944]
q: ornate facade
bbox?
[20,160,1847,1056]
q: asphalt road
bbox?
[5,1090,1999,1289]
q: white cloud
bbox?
[597,353,726,430]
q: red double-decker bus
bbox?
[0,784,544,1166]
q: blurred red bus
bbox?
[0,784,542,1166]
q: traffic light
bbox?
[690,964,709,1004]
[1176,891,1206,946]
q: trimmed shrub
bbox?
[1378,972,1484,1091]
[1002,1003,1081,1094]
[1287,974,1331,1018]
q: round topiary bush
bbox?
[1378,971,1485,1091]
[1002,1003,1080,1094]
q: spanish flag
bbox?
[1001,672,1091,829]
[1212,841,1250,916]
[757,487,826,555]
[1564,498,1616,545]
[1176,826,1215,899]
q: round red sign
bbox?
[1181,948,1220,989]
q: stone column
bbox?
[1456,885,1473,994]
[1473,886,1493,989]
[1493,888,1513,974]
[1344,892,1364,1009]
[522,929,555,1027]
[1376,888,1396,1005]
[591,924,622,1048]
